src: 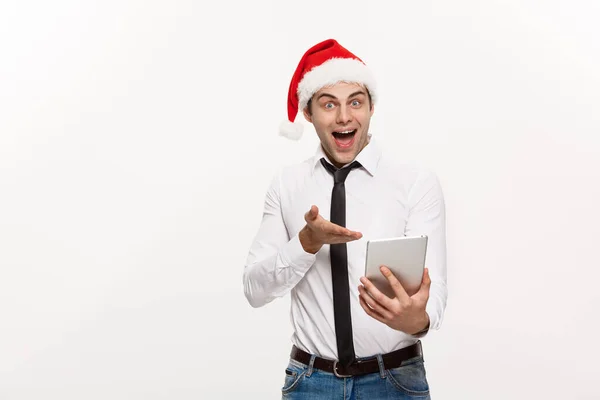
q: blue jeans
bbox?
[280,352,431,399]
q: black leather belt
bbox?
[290,341,423,378]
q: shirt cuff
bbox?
[280,234,317,274]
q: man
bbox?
[243,39,447,399]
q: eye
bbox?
[351,100,361,107]
[324,102,334,109]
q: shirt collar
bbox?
[312,134,381,177]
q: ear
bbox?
[370,103,375,117]
[302,106,312,123]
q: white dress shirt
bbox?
[243,135,447,359]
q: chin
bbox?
[329,149,358,166]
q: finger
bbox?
[359,276,396,309]
[422,268,432,289]
[413,268,432,300]
[359,293,387,324]
[323,221,363,240]
[380,266,410,303]
[324,221,351,235]
[347,230,363,240]
[327,236,361,246]
[358,285,394,320]
[304,205,319,222]
[330,230,362,242]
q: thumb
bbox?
[305,205,319,222]
[416,268,432,298]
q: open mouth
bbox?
[332,129,357,148]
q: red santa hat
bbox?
[279,39,377,140]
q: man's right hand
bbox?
[298,205,363,254]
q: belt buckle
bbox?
[332,360,352,378]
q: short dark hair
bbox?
[305,88,373,115]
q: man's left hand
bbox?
[358,266,431,335]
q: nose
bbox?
[336,104,353,125]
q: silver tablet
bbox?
[364,235,428,298]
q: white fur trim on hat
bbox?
[279,119,304,140]
[297,57,377,111]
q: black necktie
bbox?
[320,157,362,367]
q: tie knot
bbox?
[320,158,362,184]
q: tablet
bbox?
[364,235,428,298]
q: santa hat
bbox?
[279,39,377,140]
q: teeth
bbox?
[336,130,354,135]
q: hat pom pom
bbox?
[279,119,304,140]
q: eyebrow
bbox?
[316,90,367,101]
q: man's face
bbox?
[303,82,374,168]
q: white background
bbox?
[1,1,599,399]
